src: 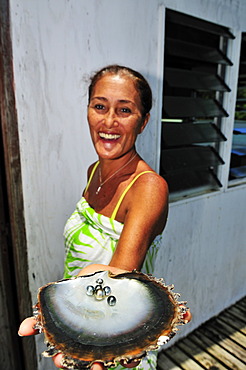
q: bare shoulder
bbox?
[125,168,169,235]
[133,161,169,201]
[135,170,168,203]
[127,160,169,214]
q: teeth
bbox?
[99,132,121,140]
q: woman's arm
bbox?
[109,172,169,270]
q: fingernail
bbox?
[18,323,24,336]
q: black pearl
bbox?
[107,295,116,306]
[96,278,104,285]
[103,286,111,296]
[86,285,95,296]
[95,284,102,291]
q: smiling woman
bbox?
[18,65,189,370]
[87,72,150,162]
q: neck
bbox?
[95,151,138,195]
[99,150,137,176]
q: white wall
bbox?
[10,0,246,368]
[154,185,246,343]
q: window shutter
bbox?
[160,10,234,200]
[229,33,246,180]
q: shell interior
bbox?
[35,270,184,367]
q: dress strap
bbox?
[84,161,99,194]
[111,171,154,220]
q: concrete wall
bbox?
[9,0,246,368]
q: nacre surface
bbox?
[34,270,187,369]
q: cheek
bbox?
[133,118,145,135]
[87,112,98,130]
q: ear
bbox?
[139,113,150,134]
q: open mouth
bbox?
[99,132,121,140]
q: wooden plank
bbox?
[158,299,246,370]
[230,302,246,315]
[162,345,204,369]
[199,324,246,362]
[220,311,246,335]
[215,318,246,347]
[237,298,246,309]
[0,147,22,370]
[0,2,37,369]
[228,305,246,321]
[157,351,181,370]
[177,337,228,369]
[189,332,245,369]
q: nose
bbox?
[103,108,118,128]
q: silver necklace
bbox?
[96,152,137,195]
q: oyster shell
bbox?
[34,270,187,369]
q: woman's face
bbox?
[87,74,149,160]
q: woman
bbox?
[63,65,168,280]
[19,65,189,369]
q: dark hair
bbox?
[88,65,152,117]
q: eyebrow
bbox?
[91,96,136,106]
[90,96,107,101]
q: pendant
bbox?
[96,186,101,195]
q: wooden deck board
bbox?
[199,323,246,362]
[215,318,246,347]
[177,337,228,369]
[219,311,246,335]
[225,305,246,322]
[159,344,204,369]
[157,352,184,370]
[158,297,246,370]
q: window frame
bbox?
[157,8,243,202]
[228,32,246,188]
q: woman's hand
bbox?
[18,317,39,336]
[180,305,192,323]
[18,316,139,369]
[18,317,66,368]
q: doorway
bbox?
[0,120,25,369]
[0,0,37,369]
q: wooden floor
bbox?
[158,297,246,370]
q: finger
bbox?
[120,359,141,368]
[52,353,65,368]
[183,309,192,323]
[18,317,39,336]
[91,361,105,370]
[179,305,192,323]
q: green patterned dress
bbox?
[63,166,161,370]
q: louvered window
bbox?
[229,33,246,181]
[160,10,234,201]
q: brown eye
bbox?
[94,104,105,110]
[117,107,132,116]
[121,108,131,113]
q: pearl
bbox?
[95,288,105,300]
[107,295,116,306]
[103,286,111,296]
[86,285,95,296]
[96,278,104,285]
